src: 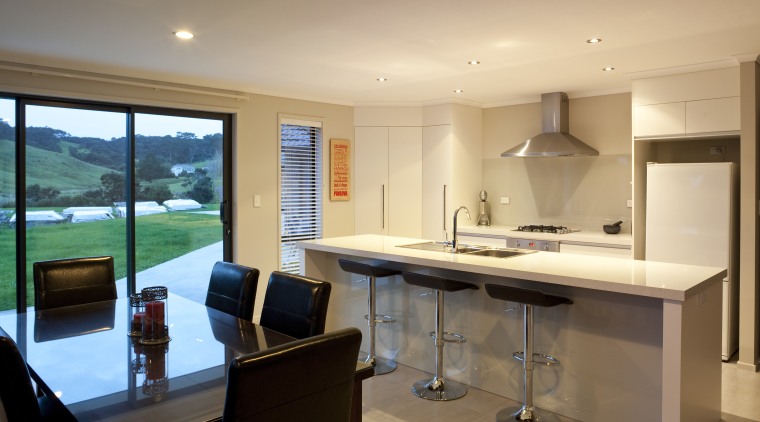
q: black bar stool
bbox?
[338,259,400,375]
[402,272,478,401]
[485,283,572,422]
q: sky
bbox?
[0,99,222,139]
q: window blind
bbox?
[279,120,323,274]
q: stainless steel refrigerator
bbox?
[645,162,738,361]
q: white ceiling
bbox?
[1,0,759,107]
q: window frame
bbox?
[277,114,324,274]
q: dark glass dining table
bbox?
[0,293,372,421]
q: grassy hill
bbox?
[0,138,116,195]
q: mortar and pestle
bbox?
[603,220,623,234]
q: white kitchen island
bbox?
[298,234,725,422]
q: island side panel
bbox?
[662,279,722,421]
[303,248,670,421]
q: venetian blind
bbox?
[279,118,323,273]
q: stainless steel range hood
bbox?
[501,92,599,157]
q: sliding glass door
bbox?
[0,98,17,310]
[0,96,231,311]
[133,112,226,301]
[23,102,129,305]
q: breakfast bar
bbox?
[298,234,726,422]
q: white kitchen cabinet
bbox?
[421,105,483,242]
[354,127,388,235]
[632,67,740,139]
[633,103,685,138]
[559,243,631,259]
[685,97,741,134]
[354,104,482,242]
[422,125,452,241]
[633,98,740,139]
[354,126,422,237]
[388,127,422,237]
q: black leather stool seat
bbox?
[485,284,572,307]
[337,259,400,278]
[403,272,478,292]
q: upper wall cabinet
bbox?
[632,68,740,140]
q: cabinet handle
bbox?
[442,185,447,230]
[381,184,385,229]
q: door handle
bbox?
[381,184,385,229]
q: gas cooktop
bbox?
[514,225,580,234]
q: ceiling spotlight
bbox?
[586,38,602,44]
[602,66,615,71]
[376,77,387,82]
[468,60,480,65]
[174,31,194,40]
[454,89,464,93]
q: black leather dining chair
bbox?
[205,261,260,321]
[0,330,77,421]
[33,256,117,310]
[259,271,331,339]
[220,327,362,422]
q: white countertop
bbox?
[457,224,632,247]
[298,234,723,302]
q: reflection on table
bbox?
[0,293,296,421]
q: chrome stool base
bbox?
[496,405,562,422]
[359,352,397,375]
[411,377,467,401]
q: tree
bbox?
[101,172,125,202]
[26,184,60,204]
[137,184,173,203]
[137,153,171,182]
[187,176,214,203]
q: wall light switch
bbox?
[253,195,261,208]
[626,199,633,208]
[500,196,510,205]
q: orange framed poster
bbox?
[330,138,350,201]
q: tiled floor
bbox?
[362,360,760,421]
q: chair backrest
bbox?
[33,256,117,310]
[259,271,331,339]
[205,261,260,320]
[222,327,361,422]
[0,332,42,421]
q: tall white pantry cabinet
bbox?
[354,104,482,242]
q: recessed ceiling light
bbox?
[174,31,194,40]
[468,60,480,65]
[586,38,602,44]
[454,89,464,93]
[602,66,615,71]
[376,77,387,82]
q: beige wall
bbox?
[0,68,355,319]
[482,93,632,231]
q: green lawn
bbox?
[0,211,222,310]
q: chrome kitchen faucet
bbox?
[452,206,471,252]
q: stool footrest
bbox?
[512,351,560,366]
[429,331,466,344]
[364,314,396,324]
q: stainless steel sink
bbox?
[463,248,534,258]
[397,241,483,254]
[397,242,533,258]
